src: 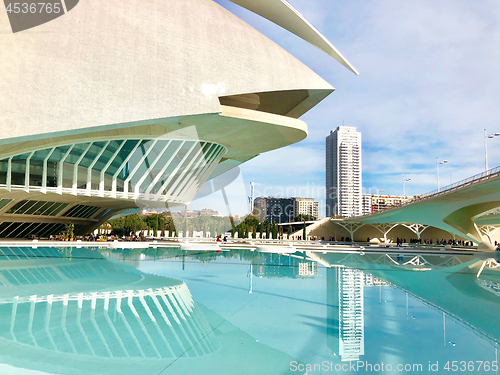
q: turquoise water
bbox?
[0,246,498,374]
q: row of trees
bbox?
[104,209,315,239]
[105,213,236,237]
[231,209,310,239]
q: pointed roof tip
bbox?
[227,0,359,75]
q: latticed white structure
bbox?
[0,247,220,359]
[0,139,226,202]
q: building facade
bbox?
[254,197,319,223]
[294,198,319,219]
[326,126,362,218]
[254,197,295,223]
[370,194,414,213]
[0,0,356,238]
[362,194,372,215]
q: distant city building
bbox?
[362,194,372,215]
[326,126,362,218]
[254,197,319,223]
[370,195,413,213]
[294,198,319,219]
[254,197,294,223]
[170,207,221,218]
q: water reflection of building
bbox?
[0,247,220,366]
[327,267,365,362]
[252,253,319,279]
[364,273,391,287]
[0,246,305,374]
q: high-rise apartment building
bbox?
[326,126,362,218]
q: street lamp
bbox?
[436,158,448,192]
[403,177,411,197]
[484,129,500,171]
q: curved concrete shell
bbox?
[0,0,356,236]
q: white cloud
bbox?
[210,0,500,213]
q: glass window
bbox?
[94,208,111,221]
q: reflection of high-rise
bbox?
[252,253,319,279]
[327,267,365,361]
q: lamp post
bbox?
[403,176,411,197]
[436,158,448,192]
[484,129,500,171]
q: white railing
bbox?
[353,165,500,219]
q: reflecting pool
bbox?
[0,246,499,374]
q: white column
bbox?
[72,142,93,195]
[86,140,110,196]
[41,147,56,193]
[24,151,35,192]
[99,140,126,196]
[123,140,158,198]
[144,141,185,198]
[112,140,142,198]
[57,145,75,194]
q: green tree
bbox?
[294,214,317,222]
[272,223,278,239]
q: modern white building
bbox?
[326,126,362,218]
[0,0,357,238]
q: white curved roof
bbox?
[228,0,358,75]
[0,0,333,143]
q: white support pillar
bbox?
[123,140,158,198]
[99,140,126,196]
[371,223,399,242]
[180,144,221,200]
[72,142,93,195]
[145,141,185,198]
[478,225,500,244]
[86,140,110,196]
[179,144,218,197]
[153,142,198,201]
[6,156,12,191]
[133,141,172,198]
[112,139,142,198]
[57,145,75,194]
[182,146,225,201]
[41,147,55,193]
[24,151,35,192]
[401,223,429,240]
[335,221,364,242]
[166,142,207,198]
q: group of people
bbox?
[396,237,474,247]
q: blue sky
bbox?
[188,0,500,218]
